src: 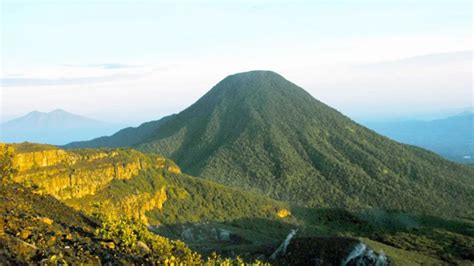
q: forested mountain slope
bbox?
[3,143,472,264]
[66,71,474,218]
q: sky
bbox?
[1,0,472,125]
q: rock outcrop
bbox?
[5,143,177,222]
[13,148,71,172]
[11,145,145,199]
[86,187,168,224]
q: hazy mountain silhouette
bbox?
[1,109,121,145]
[363,112,474,163]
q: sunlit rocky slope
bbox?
[8,143,289,225]
[0,183,204,264]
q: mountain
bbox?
[0,109,122,145]
[362,112,474,163]
[3,142,472,264]
[66,71,474,218]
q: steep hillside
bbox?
[0,183,204,264]
[0,109,121,145]
[3,143,473,264]
[66,70,474,218]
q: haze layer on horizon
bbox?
[1,0,472,124]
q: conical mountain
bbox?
[1,109,120,145]
[67,70,474,217]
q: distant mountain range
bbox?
[67,70,474,218]
[0,109,122,145]
[362,112,474,163]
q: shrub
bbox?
[0,144,17,183]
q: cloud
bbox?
[89,63,137,69]
[1,50,471,123]
[0,73,141,87]
[357,50,472,69]
[0,62,165,87]
[64,63,141,70]
[301,50,472,120]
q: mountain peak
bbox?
[1,109,120,145]
[218,70,291,90]
[25,110,44,117]
[197,70,310,109]
[227,70,284,79]
[24,109,69,118]
[49,109,69,115]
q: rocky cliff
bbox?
[12,144,146,199]
[6,143,174,222]
[5,143,291,227]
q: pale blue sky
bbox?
[1,0,472,124]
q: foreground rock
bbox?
[273,237,388,266]
[0,183,201,264]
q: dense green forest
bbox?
[68,71,474,218]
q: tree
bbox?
[0,144,17,183]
